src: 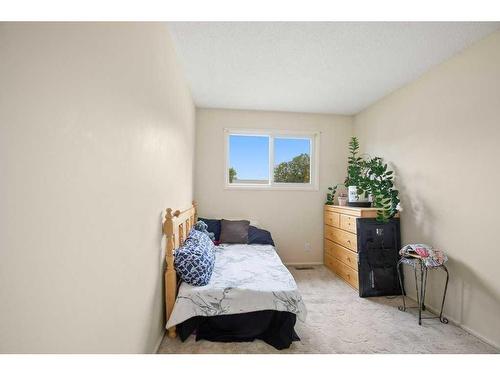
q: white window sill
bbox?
[224,184,319,192]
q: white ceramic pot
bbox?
[348,186,369,203]
[348,186,357,202]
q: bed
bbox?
[162,202,306,349]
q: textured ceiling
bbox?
[168,22,500,115]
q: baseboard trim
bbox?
[404,294,500,351]
[457,322,500,351]
[285,262,323,266]
[153,329,166,354]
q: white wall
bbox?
[195,108,352,264]
[354,30,500,348]
[0,23,195,353]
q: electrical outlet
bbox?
[304,242,311,252]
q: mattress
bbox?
[166,244,307,328]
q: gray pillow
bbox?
[219,219,250,244]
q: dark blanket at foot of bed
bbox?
[176,310,300,350]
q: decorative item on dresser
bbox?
[324,205,402,297]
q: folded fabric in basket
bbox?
[399,243,448,268]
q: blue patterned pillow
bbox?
[174,229,215,286]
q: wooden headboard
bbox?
[162,200,197,339]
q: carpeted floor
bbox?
[157,266,497,354]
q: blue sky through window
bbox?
[229,135,311,181]
[274,138,310,166]
[229,135,269,180]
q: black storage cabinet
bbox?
[357,218,403,297]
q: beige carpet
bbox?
[158,266,497,354]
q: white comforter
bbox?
[166,244,307,328]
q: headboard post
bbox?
[163,208,177,338]
[162,202,197,340]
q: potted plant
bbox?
[326,186,336,205]
[326,184,348,206]
[345,137,370,206]
[358,156,400,222]
[326,137,401,221]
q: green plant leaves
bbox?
[335,137,400,222]
[325,183,343,205]
[364,157,399,223]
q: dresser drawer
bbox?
[340,214,357,234]
[324,238,335,258]
[331,241,358,271]
[324,252,337,272]
[325,248,359,290]
[324,210,340,228]
[324,226,357,252]
[335,259,359,290]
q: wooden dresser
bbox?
[324,205,385,291]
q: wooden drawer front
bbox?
[324,210,340,228]
[324,225,336,243]
[340,214,357,234]
[324,252,337,272]
[324,239,335,258]
[325,253,358,289]
[325,226,357,252]
[335,259,359,290]
[331,241,358,271]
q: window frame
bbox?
[224,128,320,191]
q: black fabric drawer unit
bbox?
[356,218,403,297]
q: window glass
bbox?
[228,135,269,184]
[273,137,311,183]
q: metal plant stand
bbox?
[397,255,449,325]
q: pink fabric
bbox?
[400,243,448,267]
[415,247,429,258]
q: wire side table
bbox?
[396,254,449,325]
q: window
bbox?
[225,129,319,190]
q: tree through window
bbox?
[273,137,311,183]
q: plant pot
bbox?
[338,196,348,206]
[348,186,370,203]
